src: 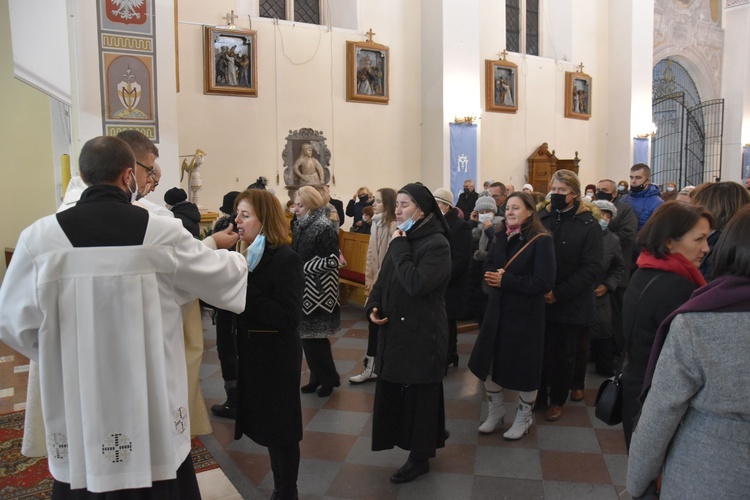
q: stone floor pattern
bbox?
[199,306,632,500]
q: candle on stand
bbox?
[61,154,71,197]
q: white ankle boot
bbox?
[478,391,505,434]
[349,355,377,384]
[503,400,534,440]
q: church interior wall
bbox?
[0,0,56,284]
[176,0,422,213]
[477,0,610,190]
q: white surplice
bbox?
[0,213,247,492]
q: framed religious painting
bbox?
[203,26,257,97]
[564,71,592,120]
[485,59,518,113]
[346,40,389,105]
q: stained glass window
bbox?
[526,0,539,56]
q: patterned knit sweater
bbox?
[291,207,341,338]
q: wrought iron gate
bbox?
[651,59,724,187]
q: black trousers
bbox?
[52,455,199,499]
[268,443,300,500]
[538,321,579,406]
[571,327,590,390]
[215,308,237,382]
[301,338,340,388]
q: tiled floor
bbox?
[0,306,631,499]
[200,306,633,500]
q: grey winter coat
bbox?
[627,312,750,498]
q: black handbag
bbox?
[594,274,662,426]
[595,373,623,425]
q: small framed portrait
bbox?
[346,40,389,105]
[485,59,518,113]
[565,71,592,120]
[203,26,257,97]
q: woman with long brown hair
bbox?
[350,187,398,384]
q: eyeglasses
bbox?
[136,161,156,179]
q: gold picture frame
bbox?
[203,26,257,97]
[564,71,591,120]
[346,40,389,105]
[485,58,518,113]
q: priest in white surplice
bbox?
[0,136,248,498]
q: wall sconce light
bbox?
[636,122,658,139]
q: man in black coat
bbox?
[455,179,478,221]
[433,188,472,369]
[596,179,638,356]
[537,170,603,422]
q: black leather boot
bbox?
[211,382,237,419]
[389,459,429,484]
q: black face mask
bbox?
[464,187,471,194]
[359,195,368,203]
[596,191,613,201]
[630,184,646,194]
[550,193,569,211]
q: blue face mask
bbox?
[397,212,418,232]
[599,219,609,231]
[246,232,266,272]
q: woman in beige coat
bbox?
[350,188,398,383]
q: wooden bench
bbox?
[338,230,369,309]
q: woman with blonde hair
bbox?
[346,186,375,233]
[233,189,304,499]
[350,187,398,384]
[292,185,341,397]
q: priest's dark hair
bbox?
[79,136,135,186]
[116,129,159,159]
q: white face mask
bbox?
[478,212,494,223]
[666,186,675,192]
[129,171,139,203]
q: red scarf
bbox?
[635,250,707,288]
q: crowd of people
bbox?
[1,135,749,498]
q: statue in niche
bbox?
[293,143,325,185]
[282,128,332,196]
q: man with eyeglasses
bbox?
[116,130,173,217]
[0,136,247,497]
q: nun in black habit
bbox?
[366,183,452,484]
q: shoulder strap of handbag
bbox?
[502,233,545,272]
[617,273,664,375]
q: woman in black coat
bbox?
[232,189,304,500]
[469,192,555,440]
[367,183,451,485]
[621,201,712,449]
